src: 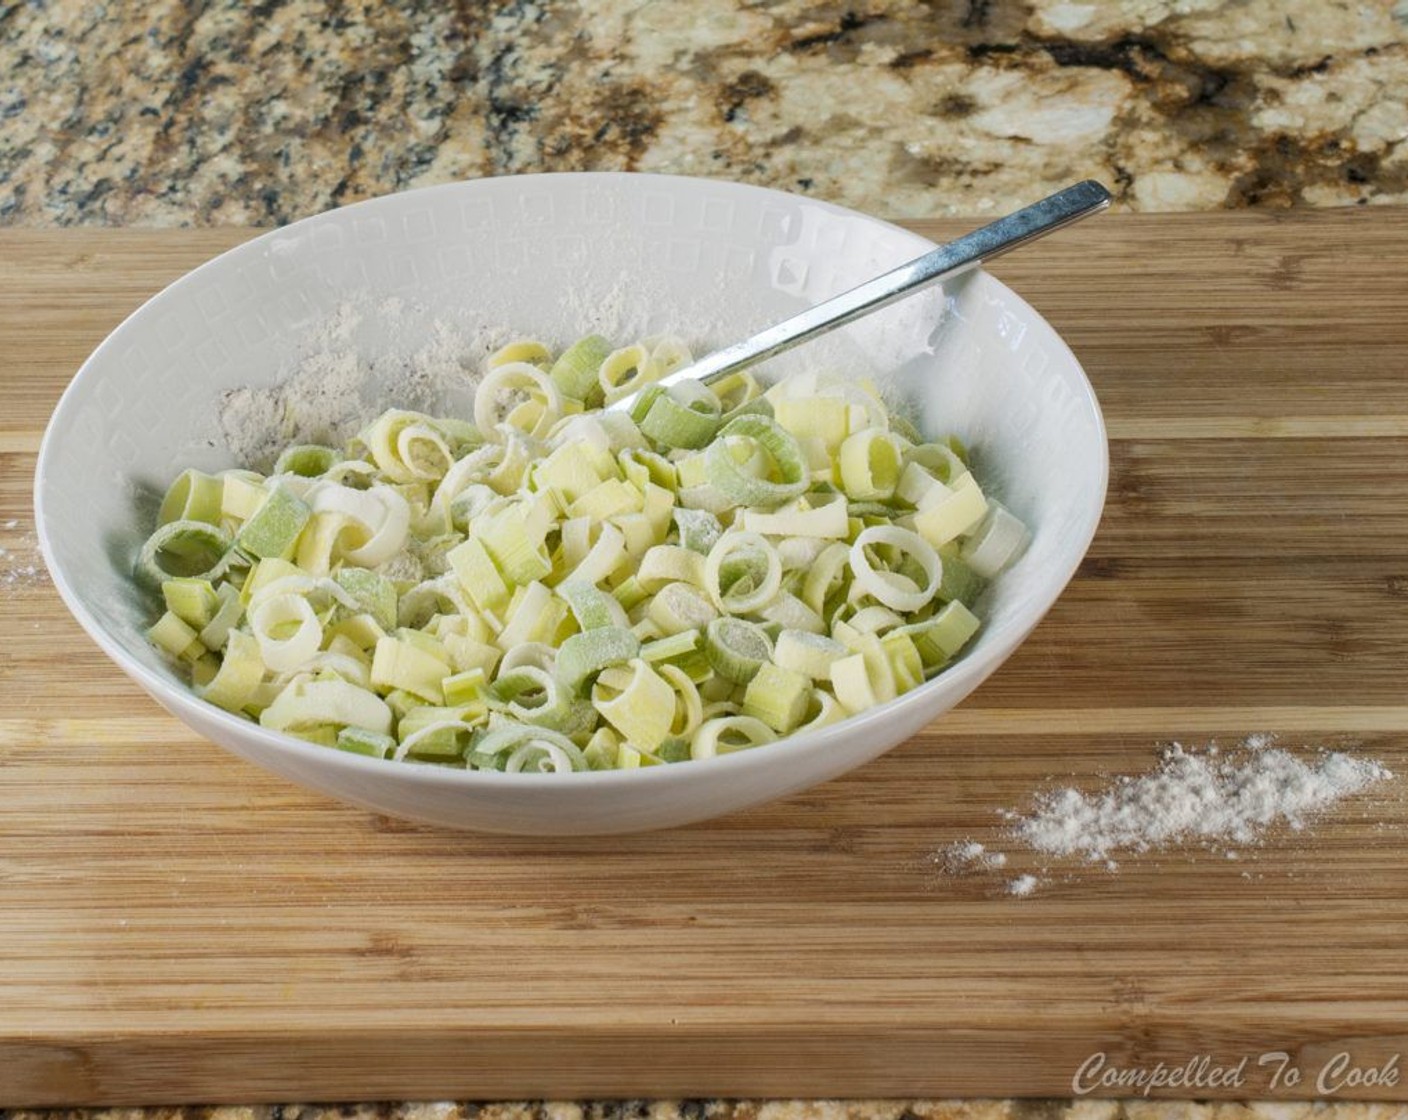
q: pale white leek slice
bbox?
[658,662,704,739]
[906,440,969,485]
[598,344,654,405]
[567,521,627,586]
[429,444,504,526]
[197,629,264,712]
[322,459,379,487]
[772,395,849,451]
[774,629,847,680]
[250,593,323,674]
[896,460,950,509]
[690,715,776,760]
[799,688,847,731]
[295,511,347,575]
[397,576,474,630]
[592,658,675,750]
[492,581,554,650]
[644,334,693,381]
[637,545,707,593]
[247,572,360,614]
[831,651,878,713]
[395,423,454,482]
[705,531,782,615]
[740,662,810,733]
[799,540,851,616]
[499,642,558,674]
[849,525,941,613]
[838,428,904,500]
[504,739,585,773]
[370,634,448,703]
[475,362,563,440]
[646,581,718,636]
[489,338,552,368]
[835,631,897,706]
[300,643,374,688]
[487,432,536,493]
[259,677,392,736]
[309,484,410,568]
[707,369,763,415]
[486,665,570,725]
[741,495,848,538]
[960,501,1031,578]
[845,603,907,635]
[447,536,511,615]
[197,583,245,651]
[755,591,825,634]
[363,410,448,483]
[159,468,225,526]
[775,535,832,571]
[911,473,988,548]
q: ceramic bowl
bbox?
[35,172,1107,834]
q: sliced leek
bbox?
[138,337,1024,771]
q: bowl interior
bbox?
[36,172,1106,781]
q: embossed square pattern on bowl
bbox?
[35,173,1107,834]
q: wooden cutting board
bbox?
[2,211,1407,1106]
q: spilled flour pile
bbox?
[1014,738,1389,861]
[937,734,1393,898]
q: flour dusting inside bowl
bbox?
[217,299,509,470]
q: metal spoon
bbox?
[610,179,1111,411]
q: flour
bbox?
[211,289,726,472]
[0,525,47,595]
[216,298,513,470]
[933,734,1393,897]
[1013,737,1391,861]
[1006,874,1038,897]
[561,274,637,343]
[934,840,1007,873]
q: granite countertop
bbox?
[2,1,1407,1117]
[1,0,1405,225]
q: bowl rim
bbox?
[34,170,1109,791]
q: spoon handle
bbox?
[623,179,1111,407]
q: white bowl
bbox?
[35,173,1107,835]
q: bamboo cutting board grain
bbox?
[2,211,1408,1105]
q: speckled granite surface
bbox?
[1,0,1406,225]
[3,2,1408,1116]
